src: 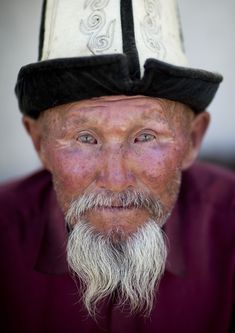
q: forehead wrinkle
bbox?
[61,105,128,128]
[40,97,179,135]
[60,105,109,120]
[109,97,175,125]
[141,108,170,125]
[54,106,110,133]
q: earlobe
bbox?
[182,111,210,170]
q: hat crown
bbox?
[15,0,222,119]
[40,0,188,77]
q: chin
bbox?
[106,222,146,242]
[85,207,151,237]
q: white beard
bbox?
[66,190,168,318]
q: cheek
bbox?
[130,143,188,209]
[43,144,99,209]
[132,144,183,179]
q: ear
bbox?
[22,116,47,167]
[182,111,210,170]
[22,116,42,152]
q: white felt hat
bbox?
[15,0,222,118]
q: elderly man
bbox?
[0,0,234,332]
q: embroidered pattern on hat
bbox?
[45,0,60,59]
[140,0,166,59]
[80,0,116,55]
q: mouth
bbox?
[83,203,151,235]
[96,205,137,211]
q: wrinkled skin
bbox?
[24,95,209,236]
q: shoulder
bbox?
[180,162,235,247]
[0,169,52,204]
[182,161,235,209]
[0,169,52,228]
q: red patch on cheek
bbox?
[45,147,98,206]
[133,148,174,182]
[132,146,182,211]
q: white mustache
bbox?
[66,188,164,228]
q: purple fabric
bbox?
[0,162,234,333]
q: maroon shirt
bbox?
[0,162,234,333]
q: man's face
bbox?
[39,95,193,236]
[29,95,199,316]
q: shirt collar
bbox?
[34,186,69,274]
[34,185,186,277]
[164,200,186,277]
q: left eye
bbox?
[134,133,156,143]
[76,134,98,144]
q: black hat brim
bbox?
[15,54,223,119]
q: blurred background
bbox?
[0,0,234,183]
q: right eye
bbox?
[76,133,98,144]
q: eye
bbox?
[76,133,98,144]
[134,133,156,143]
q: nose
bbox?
[96,144,136,192]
